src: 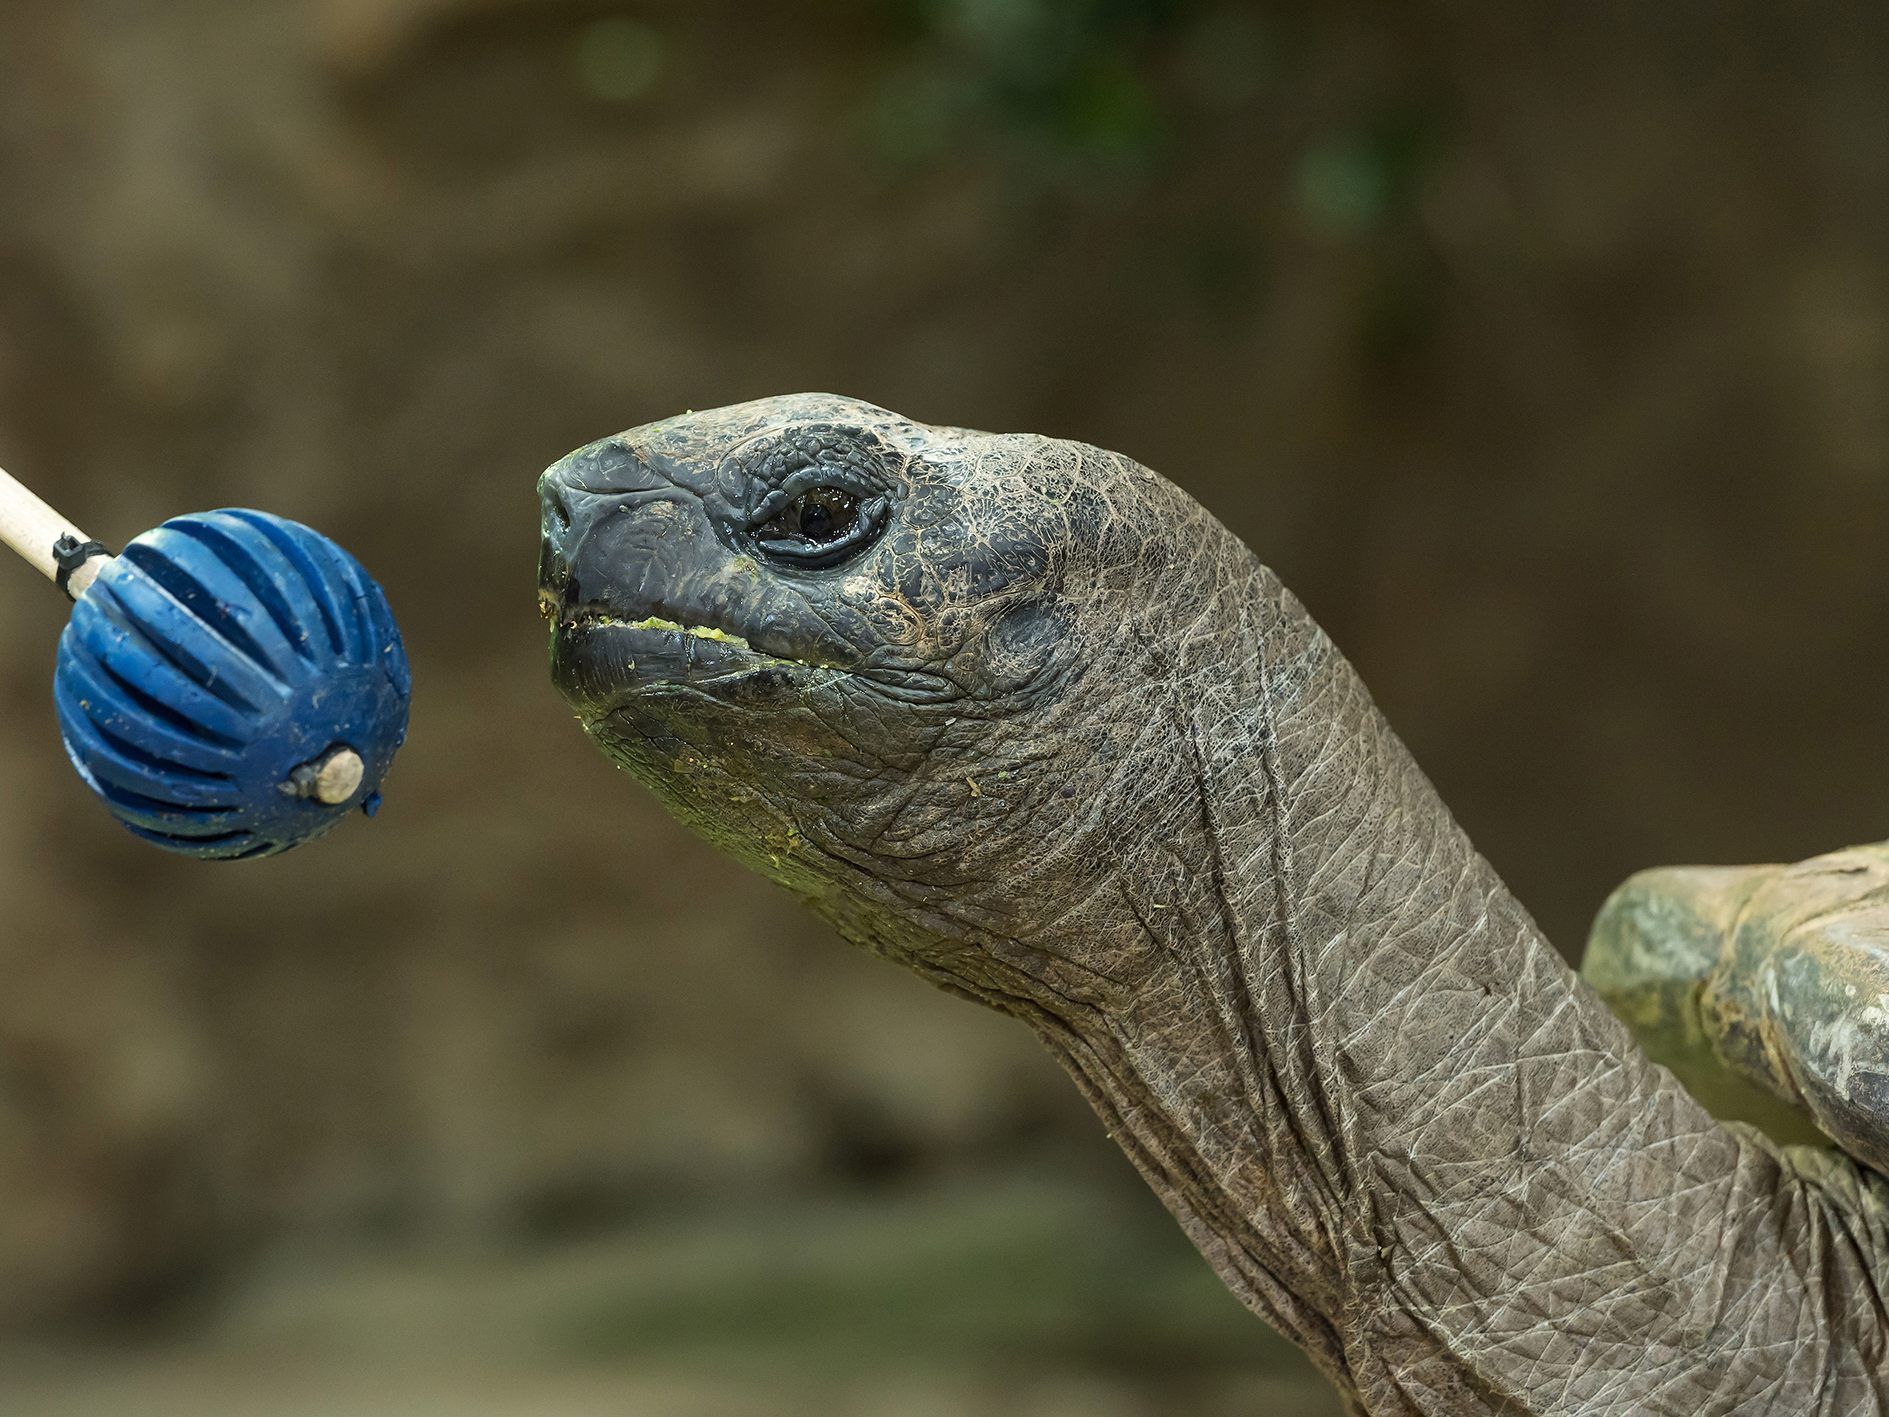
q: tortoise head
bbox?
[536,393,1229,972]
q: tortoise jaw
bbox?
[549,611,825,716]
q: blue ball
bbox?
[52,510,411,859]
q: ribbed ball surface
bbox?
[53,510,411,859]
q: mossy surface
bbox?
[543,1172,1312,1384]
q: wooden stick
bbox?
[0,463,107,596]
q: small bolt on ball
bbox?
[1,466,411,859]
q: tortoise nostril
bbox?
[546,484,575,534]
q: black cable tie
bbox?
[52,535,111,600]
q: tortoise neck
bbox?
[1007,570,1759,1407]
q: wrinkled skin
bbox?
[538,395,1889,1416]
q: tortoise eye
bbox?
[782,488,858,543]
[753,486,885,567]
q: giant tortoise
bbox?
[537,394,1889,1416]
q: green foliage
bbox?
[869,0,1197,186]
[865,0,1456,354]
[573,16,666,104]
[1293,106,1447,241]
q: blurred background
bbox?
[0,1,1884,1412]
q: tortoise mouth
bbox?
[549,609,832,713]
[563,609,757,652]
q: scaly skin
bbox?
[537,394,1889,1415]
[1585,843,1889,1176]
